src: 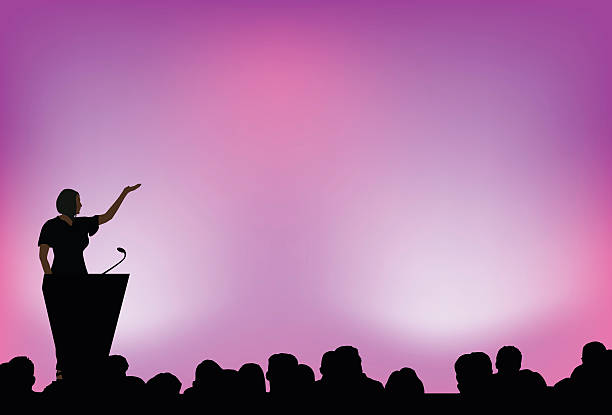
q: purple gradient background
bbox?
[2,1,612,392]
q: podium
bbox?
[42,274,129,378]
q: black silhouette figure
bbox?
[570,341,607,396]
[517,369,547,393]
[7,356,36,394]
[296,363,315,391]
[312,350,337,405]
[102,354,144,405]
[331,346,385,409]
[106,354,130,379]
[296,363,315,408]
[182,359,225,407]
[220,368,240,401]
[146,372,182,410]
[7,340,612,409]
[454,352,493,400]
[2,357,40,409]
[37,185,140,380]
[238,362,267,408]
[239,362,266,395]
[266,352,299,402]
[38,185,141,275]
[490,345,547,407]
[552,341,609,408]
[491,346,522,397]
[385,367,425,408]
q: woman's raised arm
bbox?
[99,184,141,225]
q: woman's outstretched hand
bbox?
[123,184,142,194]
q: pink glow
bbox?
[1,1,612,392]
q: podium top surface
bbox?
[43,274,130,284]
[43,274,129,277]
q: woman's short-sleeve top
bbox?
[38,215,100,274]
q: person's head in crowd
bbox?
[334,346,363,378]
[385,367,424,399]
[146,372,182,399]
[319,350,337,381]
[106,355,129,379]
[296,363,315,389]
[553,377,573,394]
[496,346,522,375]
[193,359,223,389]
[454,354,471,393]
[581,341,607,367]
[266,353,299,394]
[455,352,492,395]
[8,356,36,394]
[518,369,547,392]
[238,363,266,396]
[471,352,493,376]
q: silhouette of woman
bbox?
[38,184,141,275]
[38,184,140,379]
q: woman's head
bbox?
[56,189,82,219]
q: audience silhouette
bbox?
[146,372,182,410]
[238,362,267,409]
[454,351,493,399]
[2,341,610,410]
[385,367,425,409]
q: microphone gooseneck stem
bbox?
[102,252,127,274]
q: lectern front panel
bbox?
[42,274,129,376]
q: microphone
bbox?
[102,247,127,274]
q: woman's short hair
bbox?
[56,188,79,219]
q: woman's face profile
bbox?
[76,194,82,215]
